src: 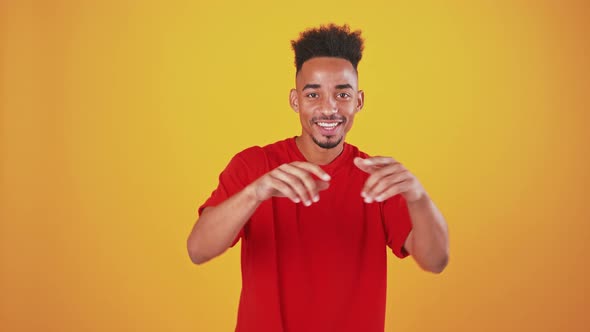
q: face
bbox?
[290,57,364,150]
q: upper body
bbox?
[198,137,412,331]
[187,24,449,332]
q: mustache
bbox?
[311,115,346,122]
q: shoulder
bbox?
[228,138,289,175]
[233,138,287,162]
[345,142,371,159]
[234,145,266,163]
[227,146,267,178]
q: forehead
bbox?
[296,57,358,89]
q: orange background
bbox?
[1,1,589,331]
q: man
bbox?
[187,24,449,332]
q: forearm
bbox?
[406,194,449,273]
[187,184,261,264]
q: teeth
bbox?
[317,122,339,128]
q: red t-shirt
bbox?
[199,137,413,332]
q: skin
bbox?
[289,57,364,166]
[187,56,449,273]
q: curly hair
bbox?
[291,24,365,74]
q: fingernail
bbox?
[293,198,300,203]
[304,200,311,206]
[363,159,373,165]
[375,195,384,202]
[361,191,366,198]
[322,174,331,181]
[364,197,373,203]
[312,195,319,203]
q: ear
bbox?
[289,89,299,113]
[356,90,365,113]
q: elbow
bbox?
[188,250,209,265]
[423,251,449,274]
[427,255,449,274]
[187,238,212,265]
[414,246,449,274]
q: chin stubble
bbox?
[312,135,343,149]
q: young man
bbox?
[187,24,449,332]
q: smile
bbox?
[314,120,344,134]
[317,122,340,128]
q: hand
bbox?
[353,156,425,203]
[249,161,331,206]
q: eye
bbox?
[337,92,351,99]
[306,93,319,98]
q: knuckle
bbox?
[284,172,297,181]
[301,172,314,183]
[292,181,305,193]
[384,176,394,184]
[271,177,283,187]
[372,172,385,182]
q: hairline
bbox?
[295,56,359,77]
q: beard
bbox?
[310,114,346,149]
[312,135,343,149]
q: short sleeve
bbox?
[381,194,413,258]
[197,147,266,247]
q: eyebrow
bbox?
[302,84,321,90]
[302,83,353,90]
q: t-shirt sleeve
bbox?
[382,194,413,258]
[198,148,264,247]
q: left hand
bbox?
[353,156,426,203]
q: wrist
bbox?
[406,192,430,206]
[243,183,263,205]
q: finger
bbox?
[291,161,331,181]
[353,157,374,173]
[366,156,398,166]
[316,180,330,192]
[267,177,300,203]
[271,169,312,205]
[361,163,405,196]
[280,164,322,203]
[367,171,411,202]
[372,182,408,203]
[354,156,399,174]
[359,156,398,167]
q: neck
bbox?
[295,134,345,165]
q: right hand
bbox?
[249,161,331,206]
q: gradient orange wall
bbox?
[2,1,589,331]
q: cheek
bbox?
[341,107,358,119]
[298,111,314,126]
[344,119,355,131]
[339,100,357,112]
[301,101,320,113]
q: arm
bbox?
[187,161,331,265]
[404,195,449,273]
[187,185,260,265]
[354,156,450,273]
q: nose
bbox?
[320,96,338,114]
